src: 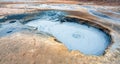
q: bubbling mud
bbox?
[0,10,111,56]
[25,10,111,56]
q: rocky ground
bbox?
[0,0,120,64]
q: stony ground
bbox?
[0,1,120,64]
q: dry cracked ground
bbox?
[0,0,120,64]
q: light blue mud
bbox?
[25,11,111,56]
[0,20,28,37]
[0,10,111,56]
[88,10,120,22]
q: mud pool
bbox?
[0,10,111,56]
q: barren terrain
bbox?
[0,0,120,64]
